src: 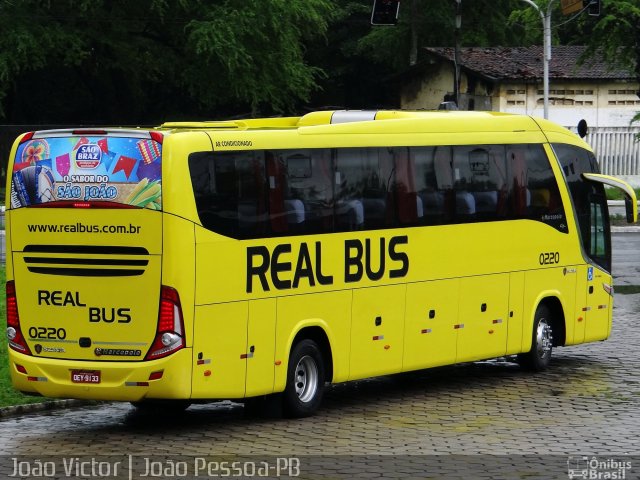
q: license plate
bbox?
[71,370,101,384]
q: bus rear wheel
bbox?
[518,304,554,371]
[283,339,325,418]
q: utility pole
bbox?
[453,0,462,107]
[519,0,556,119]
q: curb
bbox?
[611,226,640,233]
[0,399,100,419]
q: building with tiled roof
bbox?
[400,46,639,127]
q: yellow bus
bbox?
[5,110,637,417]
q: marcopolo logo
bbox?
[75,144,102,169]
[95,348,142,357]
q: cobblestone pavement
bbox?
[0,294,640,478]
[1,293,639,479]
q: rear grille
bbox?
[22,245,150,277]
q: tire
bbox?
[518,304,554,371]
[283,339,325,418]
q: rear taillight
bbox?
[149,131,164,144]
[145,286,185,360]
[18,132,35,144]
[6,281,31,355]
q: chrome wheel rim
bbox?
[536,318,553,359]
[294,355,318,403]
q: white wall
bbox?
[500,81,640,128]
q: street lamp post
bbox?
[519,0,556,119]
[454,0,462,107]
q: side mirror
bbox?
[577,119,588,139]
[583,173,637,223]
[625,196,635,223]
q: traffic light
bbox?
[586,0,600,16]
[371,0,400,26]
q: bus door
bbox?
[576,191,613,343]
[552,144,637,344]
[570,183,613,343]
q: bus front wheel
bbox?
[518,304,554,371]
[283,339,325,418]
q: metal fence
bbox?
[582,126,640,176]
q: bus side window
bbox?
[394,147,421,225]
[281,148,334,234]
[452,147,477,222]
[189,151,268,239]
[335,148,375,231]
[432,146,454,223]
[507,147,530,217]
[510,144,567,232]
[411,147,433,224]
[265,152,288,234]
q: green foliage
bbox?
[585,0,640,71]
[579,1,640,124]
[0,0,636,122]
[184,0,334,115]
[352,0,529,72]
[0,0,334,122]
[605,186,640,201]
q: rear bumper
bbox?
[8,348,193,402]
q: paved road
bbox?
[1,298,640,479]
[612,231,640,286]
[0,233,639,479]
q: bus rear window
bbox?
[10,134,162,210]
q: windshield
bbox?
[10,132,162,209]
[552,143,610,272]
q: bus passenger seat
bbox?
[421,191,444,216]
[362,197,386,227]
[456,191,476,217]
[473,191,498,215]
[337,199,364,230]
[531,188,550,208]
[284,199,305,226]
[416,195,424,218]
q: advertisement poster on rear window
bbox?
[10,135,162,209]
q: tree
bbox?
[580,0,640,123]
[0,0,334,123]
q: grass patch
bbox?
[606,186,640,201]
[0,265,43,408]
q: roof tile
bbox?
[424,46,635,80]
